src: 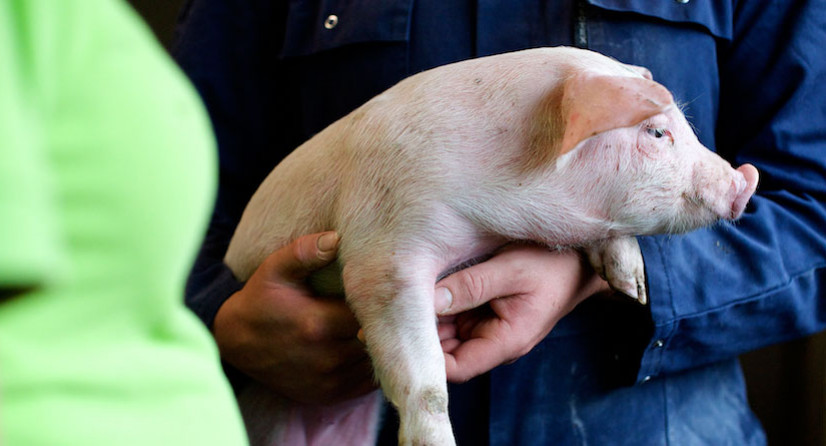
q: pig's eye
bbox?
[646,127,669,139]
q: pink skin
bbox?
[733,164,760,218]
[549,106,759,239]
[433,164,759,383]
[223,47,760,446]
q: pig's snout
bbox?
[730,164,759,219]
[690,162,758,223]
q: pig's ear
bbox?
[559,72,674,154]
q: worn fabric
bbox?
[174,0,826,444]
[0,0,247,444]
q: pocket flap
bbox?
[587,0,733,39]
[280,0,412,58]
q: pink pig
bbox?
[224,47,759,446]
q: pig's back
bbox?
[225,47,632,279]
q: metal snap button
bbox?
[324,14,339,29]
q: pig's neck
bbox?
[523,147,636,246]
[457,171,618,249]
[528,158,639,246]
[513,190,616,248]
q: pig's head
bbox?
[551,69,759,235]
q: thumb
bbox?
[263,231,340,282]
[434,254,521,315]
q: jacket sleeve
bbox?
[636,0,826,383]
[172,0,289,327]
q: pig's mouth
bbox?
[683,163,759,225]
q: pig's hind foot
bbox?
[585,237,648,305]
[399,395,455,446]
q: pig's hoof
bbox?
[399,412,456,446]
[585,237,648,305]
[399,425,456,446]
[609,277,647,305]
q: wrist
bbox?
[212,291,250,359]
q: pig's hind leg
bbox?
[585,237,648,305]
[342,253,456,446]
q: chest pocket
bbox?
[582,0,733,149]
[277,0,413,138]
[279,0,412,59]
[586,0,733,40]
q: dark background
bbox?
[125,1,826,444]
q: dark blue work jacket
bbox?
[174,1,826,444]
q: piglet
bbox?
[224,47,758,446]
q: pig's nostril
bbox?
[733,174,746,196]
[729,165,759,219]
[736,164,760,193]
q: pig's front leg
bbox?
[342,253,455,446]
[584,237,648,305]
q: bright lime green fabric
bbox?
[0,1,247,444]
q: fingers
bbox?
[440,307,517,382]
[435,249,526,315]
[444,335,510,383]
[438,246,599,382]
[218,230,376,405]
[437,316,457,341]
[266,231,340,282]
[443,309,541,383]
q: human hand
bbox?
[213,231,375,405]
[434,244,611,382]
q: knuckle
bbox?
[298,315,329,343]
[508,261,531,284]
[290,238,313,265]
[457,270,487,306]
